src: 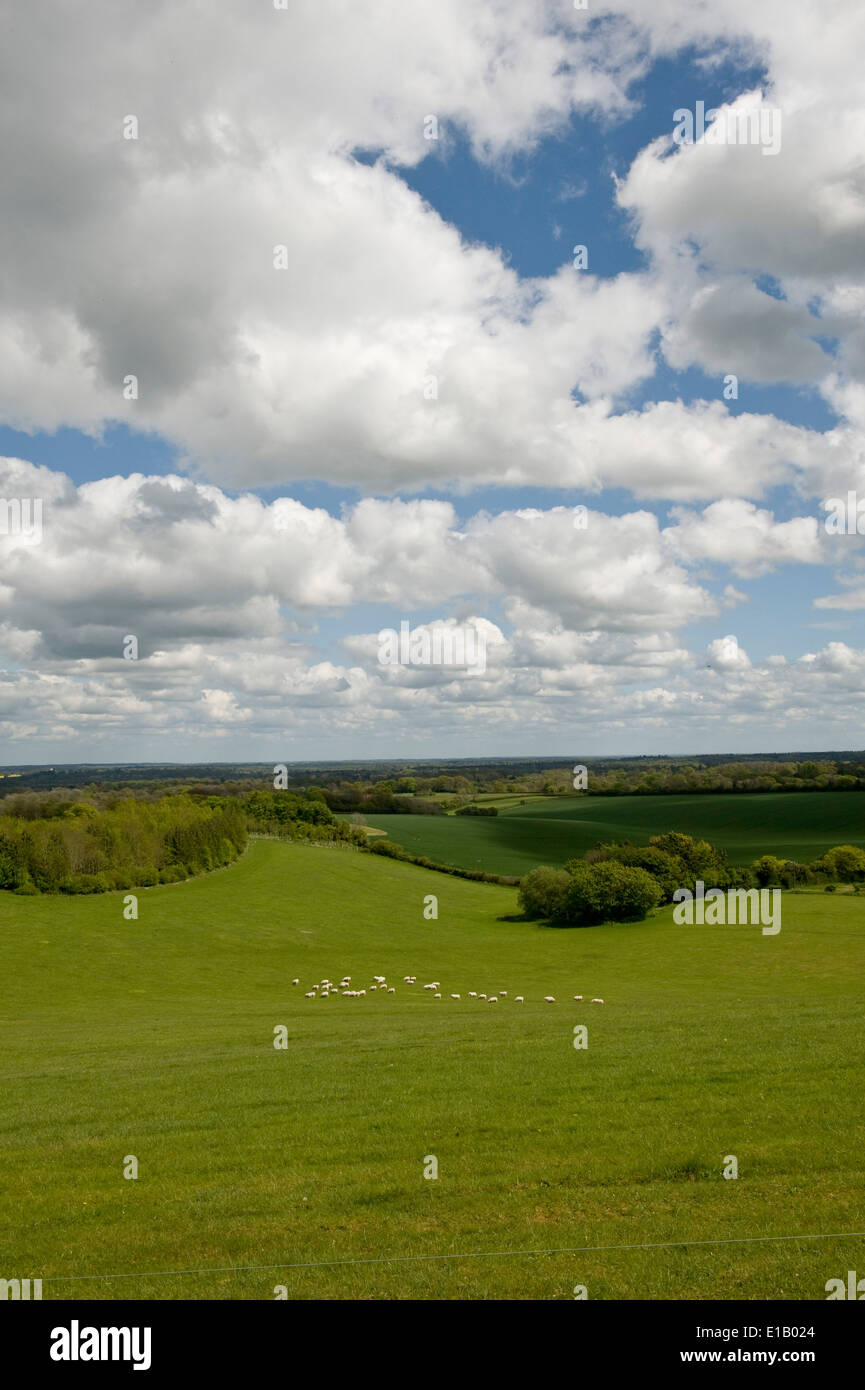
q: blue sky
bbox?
[1,1,863,760]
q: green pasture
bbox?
[1,839,863,1300]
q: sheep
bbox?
[515,995,524,1003]
[370,984,377,991]
[434,992,442,998]
[499,990,507,996]
[544,996,556,1003]
[424,984,435,991]
[292,978,300,986]
[358,989,366,996]
[388,987,395,994]
[573,995,583,1001]
[468,991,477,998]
[489,996,498,1004]
[305,991,315,998]
[431,981,441,989]
[478,993,487,1000]
[451,993,460,999]
[591,998,604,1004]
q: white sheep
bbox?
[434,992,442,998]
[451,993,460,999]
[388,987,395,993]
[468,991,477,998]
[478,993,487,1000]
[573,995,583,1001]
[489,996,498,1004]
[292,978,300,985]
[591,998,604,1004]
[515,995,524,1003]
[499,990,507,996]
[544,996,556,1003]
[305,991,315,998]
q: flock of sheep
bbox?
[292,974,604,1004]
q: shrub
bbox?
[519,859,660,925]
[518,866,572,919]
[586,843,684,903]
[564,860,661,926]
[812,844,865,883]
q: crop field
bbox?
[1,839,863,1301]
[365,791,865,877]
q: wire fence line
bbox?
[36,1228,865,1285]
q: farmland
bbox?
[365,791,865,877]
[1,838,863,1300]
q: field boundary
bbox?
[35,1229,865,1286]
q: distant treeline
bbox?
[6,752,865,802]
[0,789,363,894]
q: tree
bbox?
[518,866,572,920]
[564,860,660,925]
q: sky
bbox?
[1,0,864,762]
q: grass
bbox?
[1,839,864,1300]
[366,790,865,876]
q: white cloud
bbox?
[0,1,860,501]
[1,458,864,751]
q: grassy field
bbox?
[366,791,865,876]
[1,838,864,1301]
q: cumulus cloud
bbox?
[2,3,865,753]
[0,0,860,501]
[1,458,864,751]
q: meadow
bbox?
[365,790,865,877]
[1,838,864,1300]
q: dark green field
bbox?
[365,792,865,876]
[2,839,864,1300]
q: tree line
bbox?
[0,788,363,894]
[518,833,865,926]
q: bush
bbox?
[519,859,660,925]
[812,844,865,883]
[518,866,572,919]
[455,805,498,817]
[586,843,684,903]
[369,840,410,859]
[564,860,661,926]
